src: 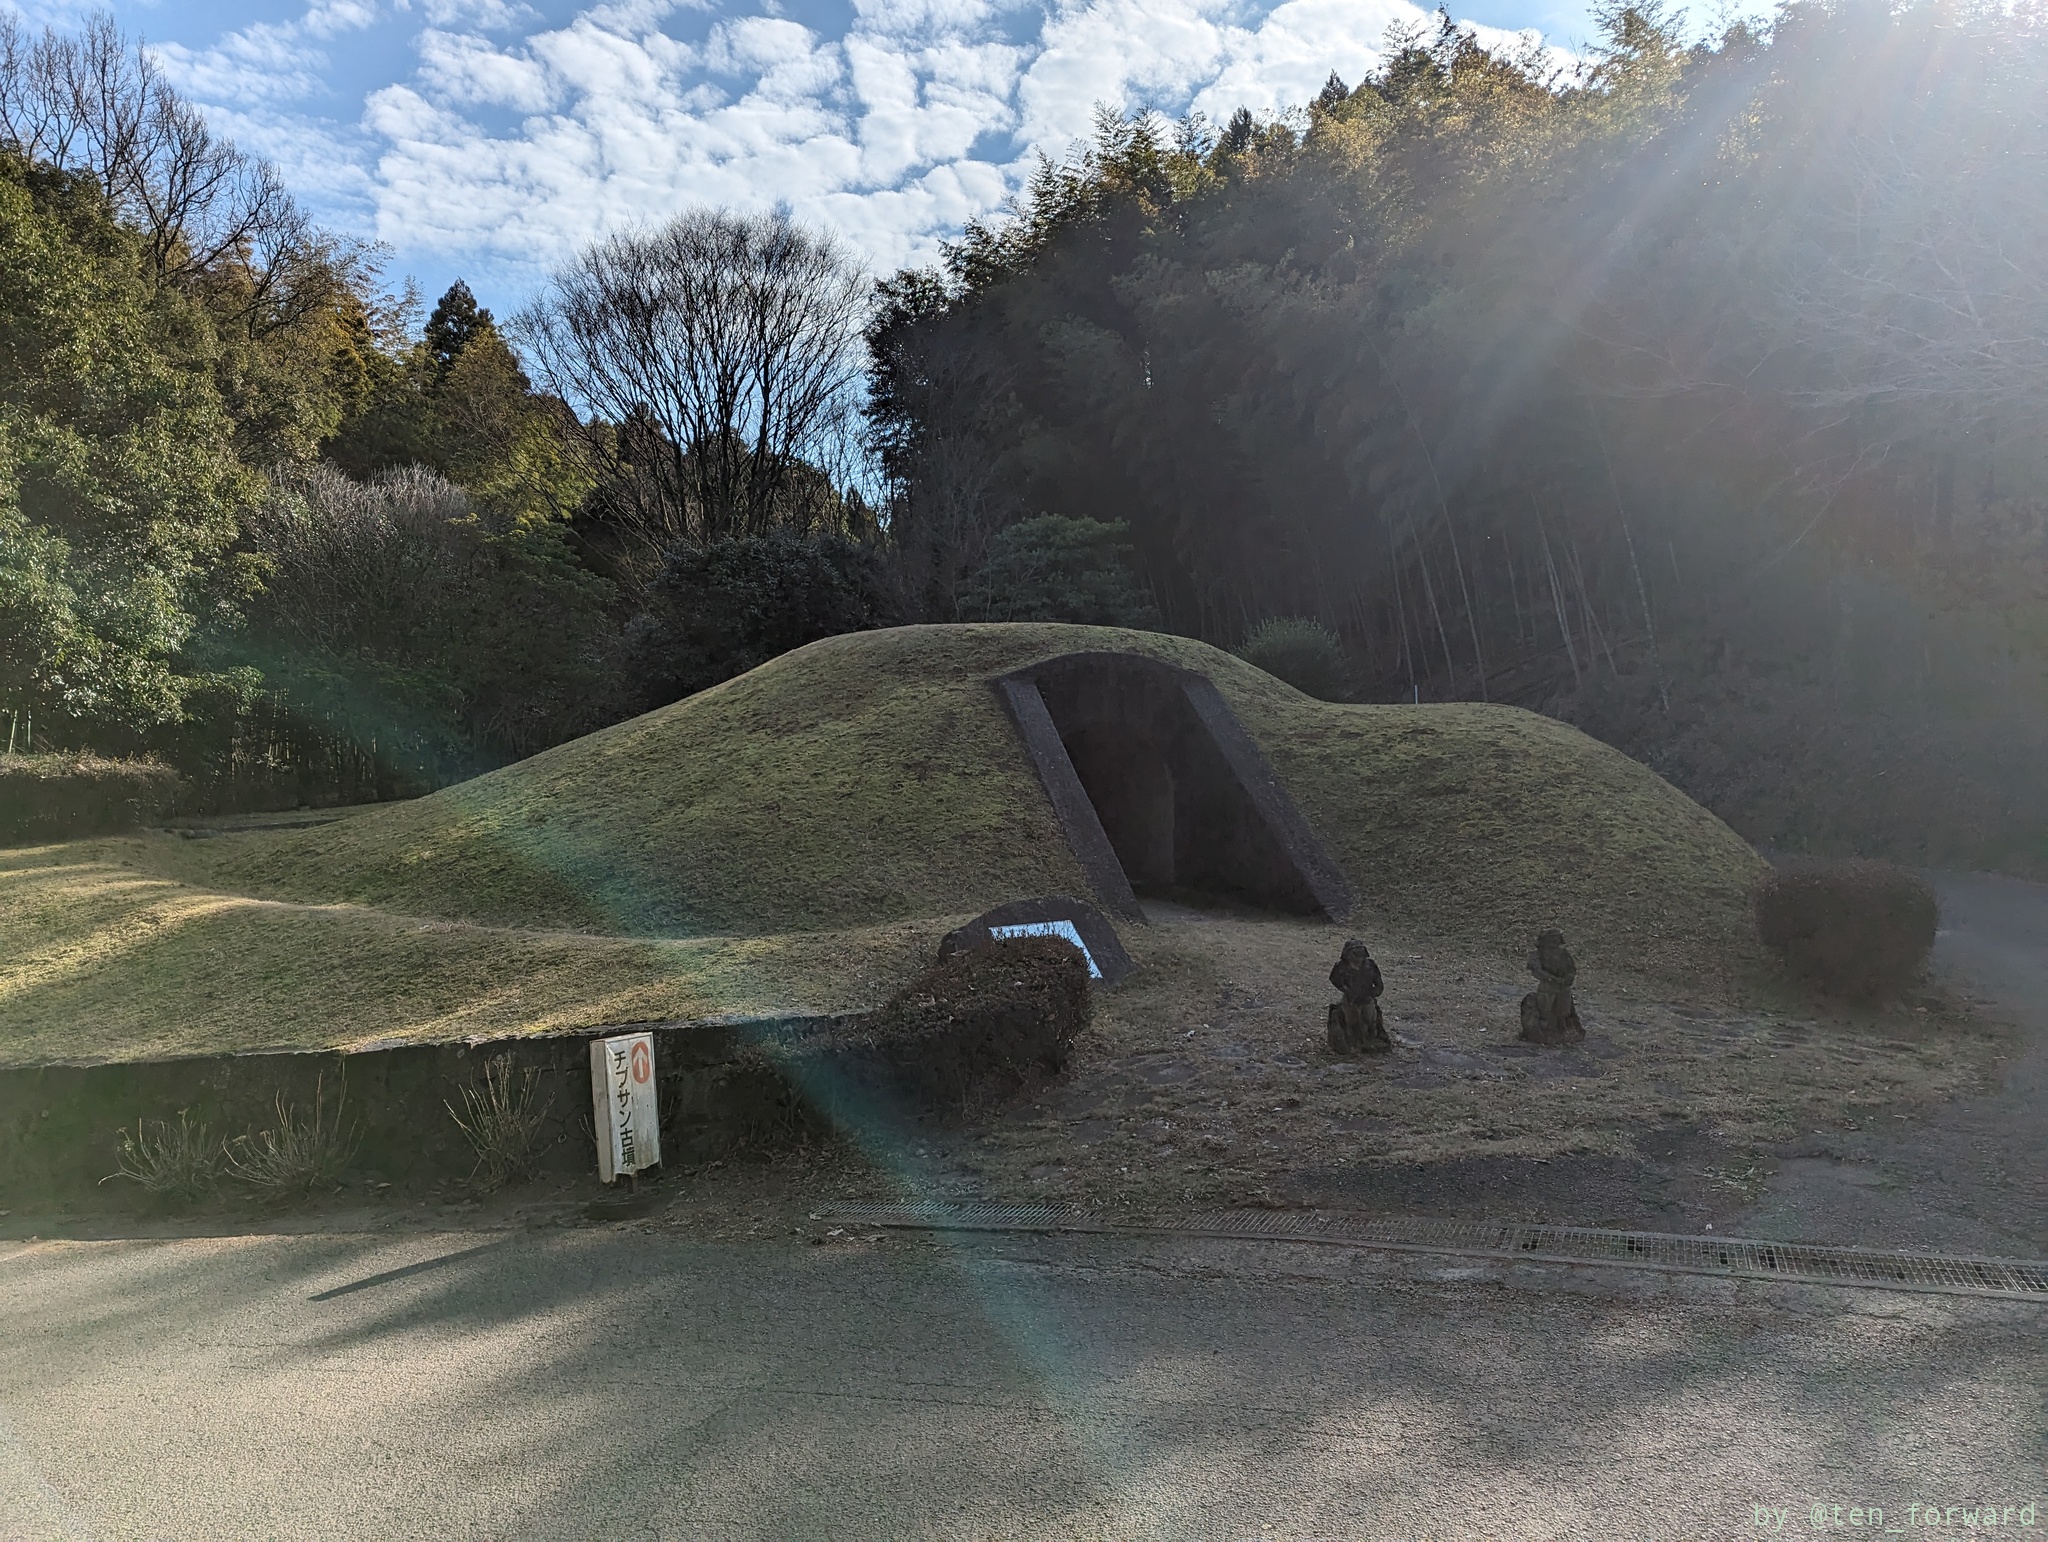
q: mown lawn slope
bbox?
[0,836,944,1067]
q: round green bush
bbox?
[1235,617,1351,701]
[1753,859,1938,1001]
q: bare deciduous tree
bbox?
[0,12,301,293]
[515,207,870,553]
[246,465,479,663]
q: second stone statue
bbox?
[1326,938,1393,1055]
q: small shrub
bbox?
[787,936,1092,1120]
[958,516,1161,629]
[226,1076,361,1199]
[1236,617,1350,701]
[103,1110,223,1203]
[446,1054,554,1189]
[1754,859,1938,1001]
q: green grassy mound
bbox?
[0,836,945,1068]
[2,624,1768,1064]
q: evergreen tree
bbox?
[959,517,1159,629]
[425,280,492,375]
[0,152,251,740]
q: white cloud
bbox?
[154,28,327,106]
[417,0,543,29]
[1019,0,1229,147]
[152,0,384,108]
[362,7,865,268]
[199,102,380,210]
[123,0,1565,300]
[1017,0,1446,150]
[527,13,698,103]
[358,2,972,279]
[1192,0,1420,121]
[846,35,1022,184]
[302,0,382,40]
[706,16,843,98]
[416,28,557,109]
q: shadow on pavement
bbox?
[2,1215,2040,1541]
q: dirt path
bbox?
[1737,871,2048,1255]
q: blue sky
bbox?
[7,0,1616,319]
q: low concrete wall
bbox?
[0,1014,856,1205]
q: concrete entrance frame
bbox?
[996,651,1352,924]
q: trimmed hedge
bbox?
[779,936,1092,1120]
[1754,859,1938,1001]
[0,754,182,845]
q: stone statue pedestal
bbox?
[1327,997,1392,1056]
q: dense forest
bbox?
[3,3,2044,870]
[871,0,2048,870]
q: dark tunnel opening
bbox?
[1060,724,1177,892]
[1030,656,1327,916]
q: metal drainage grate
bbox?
[824,1203,2048,1302]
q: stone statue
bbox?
[1326,939,1392,1055]
[1518,928,1585,1045]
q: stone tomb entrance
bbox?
[997,652,1351,922]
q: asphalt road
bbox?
[2,1222,2042,1542]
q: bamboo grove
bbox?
[867,0,2048,704]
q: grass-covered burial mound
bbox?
[1,624,1767,1065]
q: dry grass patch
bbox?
[105,1109,224,1202]
[446,1053,555,1190]
[225,1075,362,1199]
[955,910,2000,1213]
